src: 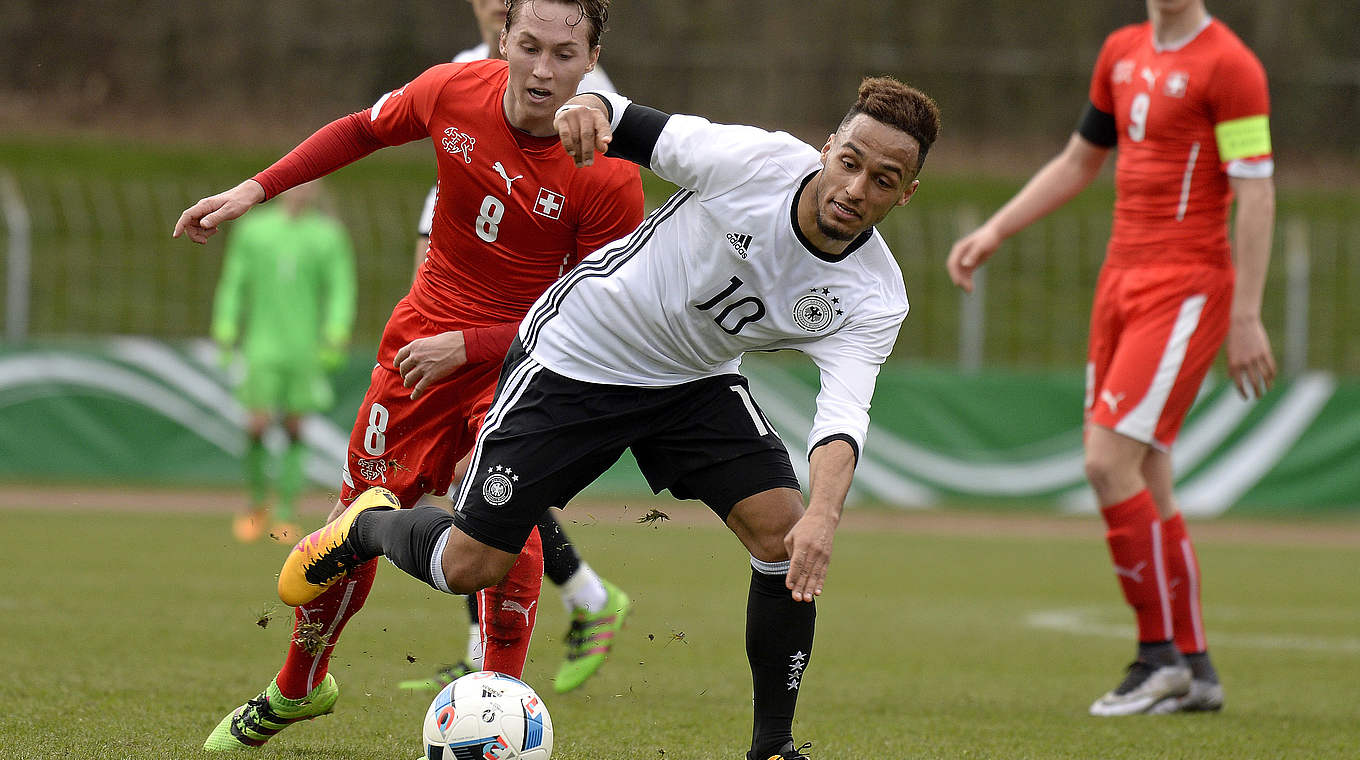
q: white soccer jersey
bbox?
[417,46,616,236]
[520,111,910,454]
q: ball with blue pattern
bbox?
[421,670,553,760]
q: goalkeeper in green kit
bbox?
[211,179,357,543]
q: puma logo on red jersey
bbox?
[493,161,523,194]
[1140,67,1159,91]
[1114,560,1147,584]
[501,599,536,625]
[1101,389,1126,414]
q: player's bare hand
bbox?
[555,96,612,168]
[783,511,836,603]
[946,225,1002,293]
[172,180,266,244]
[395,331,468,400]
[1226,315,1276,399]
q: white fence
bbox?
[2,169,1357,375]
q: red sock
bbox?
[276,559,378,699]
[477,527,544,679]
[1161,513,1207,654]
[1100,490,1173,643]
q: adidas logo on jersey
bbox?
[726,232,753,258]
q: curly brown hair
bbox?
[505,0,611,49]
[839,76,942,172]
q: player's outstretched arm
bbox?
[1225,175,1277,399]
[173,180,267,244]
[784,440,855,603]
[947,133,1109,292]
[554,94,613,168]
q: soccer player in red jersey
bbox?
[175,0,643,750]
[947,0,1274,716]
[398,0,632,698]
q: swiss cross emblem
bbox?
[533,188,565,220]
[1164,71,1190,98]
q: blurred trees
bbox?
[1,0,1356,153]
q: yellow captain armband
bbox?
[1215,114,1272,161]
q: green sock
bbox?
[276,440,307,522]
[245,439,269,508]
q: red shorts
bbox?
[1086,264,1233,450]
[340,298,504,505]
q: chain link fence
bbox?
[3,166,1356,375]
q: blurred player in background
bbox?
[210,179,356,544]
[175,0,642,751]
[276,76,941,760]
[400,0,631,697]
[947,0,1274,716]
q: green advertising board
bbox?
[1,339,1355,515]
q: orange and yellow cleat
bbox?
[277,487,399,606]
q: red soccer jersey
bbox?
[1090,18,1272,268]
[367,60,644,328]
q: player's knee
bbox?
[1084,449,1138,497]
[747,533,790,565]
[1083,452,1116,492]
[441,549,514,595]
[728,488,802,562]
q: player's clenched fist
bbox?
[554,95,613,168]
[172,179,267,244]
[946,225,1003,294]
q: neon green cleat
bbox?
[203,674,339,751]
[397,660,474,692]
[277,486,398,606]
[553,578,630,693]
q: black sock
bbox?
[538,510,581,586]
[747,566,814,758]
[465,591,480,623]
[353,505,456,591]
[1137,640,1184,667]
[1184,651,1219,683]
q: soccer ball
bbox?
[421,671,553,760]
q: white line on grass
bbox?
[1027,607,1360,654]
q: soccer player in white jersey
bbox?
[278,76,941,760]
[400,0,632,698]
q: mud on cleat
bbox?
[277,487,398,606]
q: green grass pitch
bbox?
[1,499,1357,759]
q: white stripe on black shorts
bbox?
[451,340,800,554]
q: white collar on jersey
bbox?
[1152,14,1212,53]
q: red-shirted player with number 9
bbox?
[947,0,1274,716]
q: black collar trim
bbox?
[791,171,873,263]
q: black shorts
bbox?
[452,342,800,554]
